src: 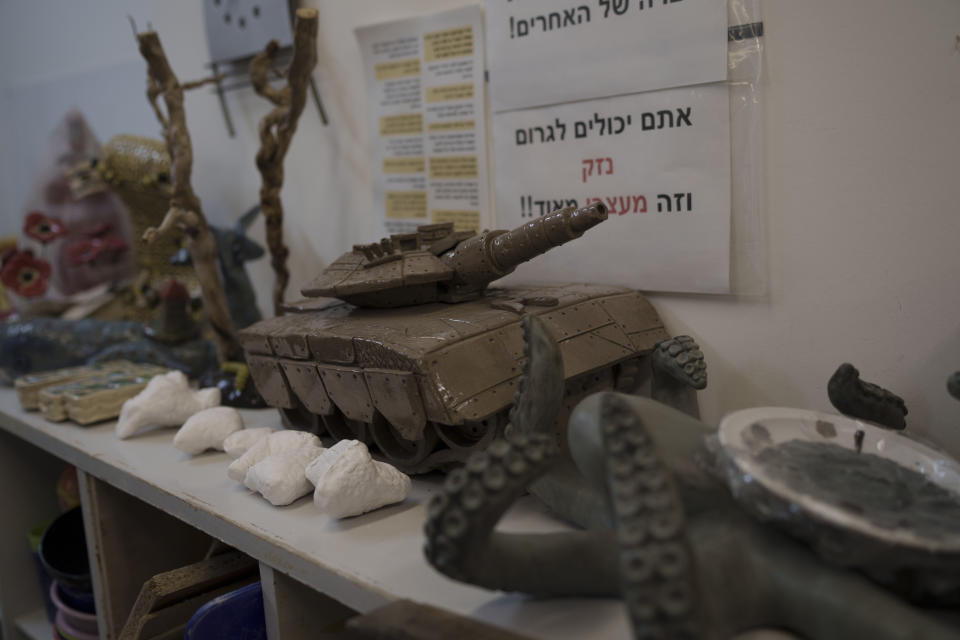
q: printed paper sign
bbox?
[493,84,731,294]
[485,0,728,112]
[357,7,490,235]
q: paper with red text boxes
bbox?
[357,6,490,236]
[492,83,731,294]
[485,0,728,112]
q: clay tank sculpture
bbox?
[424,317,960,640]
[239,204,707,473]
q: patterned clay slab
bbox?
[15,360,141,409]
[38,365,168,424]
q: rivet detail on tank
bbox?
[319,365,375,422]
[269,334,309,359]
[280,361,334,415]
[364,369,427,441]
[247,355,297,409]
[307,335,355,364]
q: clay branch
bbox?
[182,72,227,91]
[136,29,242,363]
[250,7,318,315]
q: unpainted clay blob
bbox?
[116,371,220,439]
[243,444,326,506]
[173,406,244,455]
[306,440,411,519]
[227,430,321,482]
[223,427,277,459]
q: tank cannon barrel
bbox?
[489,202,608,271]
[440,203,608,300]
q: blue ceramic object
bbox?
[185,581,266,640]
[57,580,96,614]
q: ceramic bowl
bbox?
[38,507,91,591]
[54,610,98,640]
[717,406,960,604]
[50,581,97,631]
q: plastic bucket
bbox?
[54,610,98,640]
[50,581,98,635]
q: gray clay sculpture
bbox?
[829,362,960,429]
[0,316,217,384]
[424,316,959,640]
[948,371,960,401]
[827,363,908,430]
[170,204,265,329]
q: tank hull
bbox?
[239,283,669,472]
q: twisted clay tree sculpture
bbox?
[136,29,241,362]
[424,316,956,640]
[250,8,318,315]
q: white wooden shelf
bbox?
[0,388,631,640]
[14,607,52,640]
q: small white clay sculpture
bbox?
[223,427,277,459]
[173,406,244,455]
[116,371,220,440]
[243,443,326,506]
[227,430,322,482]
[305,440,411,518]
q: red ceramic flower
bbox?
[23,211,66,243]
[0,250,51,297]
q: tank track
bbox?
[280,362,631,474]
[280,404,507,474]
[652,336,707,390]
[279,330,702,474]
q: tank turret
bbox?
[301,204,608,308]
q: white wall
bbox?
[1,1,958,455]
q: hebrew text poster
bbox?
[493,84,731,293]
[358,6,490,235]
[486,0,728,111]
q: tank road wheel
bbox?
[321,408,368,443]
[279,402,323,434]
[433,411,506,457]
[614,356,646,394]
[370,413,439,471]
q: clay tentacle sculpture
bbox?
[651,336,707,419]
[827,363,908,430]
[424,319,959,640]
[426,394,703,638]
[948,371,960,401]
[424,431,622,595]
[511,316,708,531]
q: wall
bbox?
[0,1,958,455]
